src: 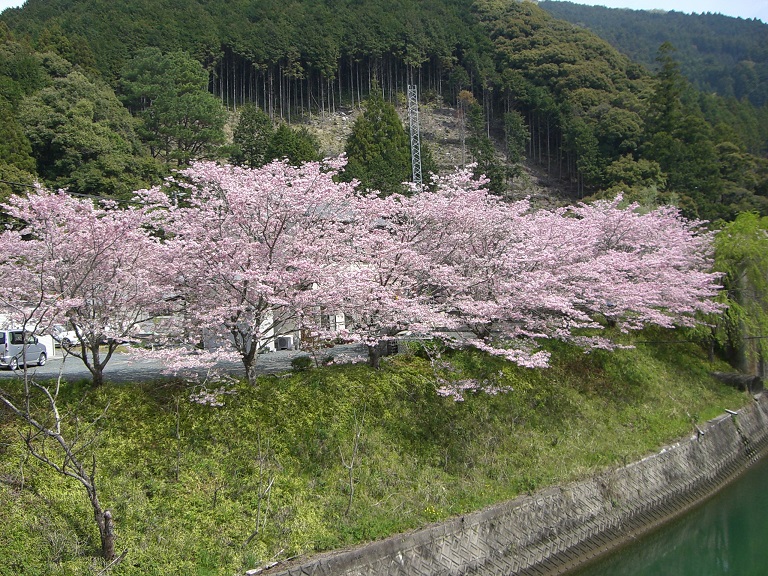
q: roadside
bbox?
[0,344,369,383]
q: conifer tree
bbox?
[643,43,722,218]
[230,103,273,168]
[504,110,529,177]
[120,48,226,166]
[344,83,411,196]
[264,124,320,166]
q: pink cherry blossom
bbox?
[2,162,722,394]
[142,158,359,383]
[1,187,173,386]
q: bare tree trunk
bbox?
[92,491,116,561]
[242,341,259,385]
[79,342,118,387]
[339,407,365,516]
[0,374,120,562]
[367,344,381,370]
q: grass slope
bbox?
[0,330,747,575]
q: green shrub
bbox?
[290,355,313,372]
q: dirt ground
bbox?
[299,99,574,208]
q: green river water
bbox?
[570,455,768,576]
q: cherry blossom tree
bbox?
[449,188,720,363]
[0,191,127,558]
[340,190,464,368]
[340,169,587,368]
[562,197,722,331]
[1,188,171,386]
[1,163,722,390]
[142,158,359,384]
[342,169,722,371]
[0,220,54,334]
[411,171,583,367]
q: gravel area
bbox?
[0,343,369,384]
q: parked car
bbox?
[51,324,81,348]
[51,325,126,348]
[0,330,48,370]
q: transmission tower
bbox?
[407,85,422,187]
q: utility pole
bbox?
[407,85,422,186]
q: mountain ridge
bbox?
[2,0,767,219]
[539,0,768,106]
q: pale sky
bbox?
[569,0,767,22]
[0,0,766,22]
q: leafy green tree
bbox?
[230,103,274,168]
[264,124,320,166]
[120,48,226,165]
[0,99,35,173]
[0,98,37,204]
[36,22,97,73]
[716,141,758,191]
[19,70,157,197]
[344,84,411,196]
[603,155,665,191]
[594,107,644,159]
[713,213,768,375]
[0,39,48,106]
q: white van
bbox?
[0,330,48,370]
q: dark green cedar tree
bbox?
[230,103,274,168]
[264,124,320,166]
[344,83,412,196]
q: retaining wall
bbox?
[265,393,768,576]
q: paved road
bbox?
[0,344,369,383]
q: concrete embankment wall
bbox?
[265,393,768,576]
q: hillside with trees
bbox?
[539,1,768,107]
[2,0,768,218]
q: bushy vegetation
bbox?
[0,330,746,575]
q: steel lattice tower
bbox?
[407,85,422,186]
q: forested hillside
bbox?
[1,0,768,219]
[539,1,768,107]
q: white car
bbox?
[51,325,81,348]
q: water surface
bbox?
[570,456,768,575]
